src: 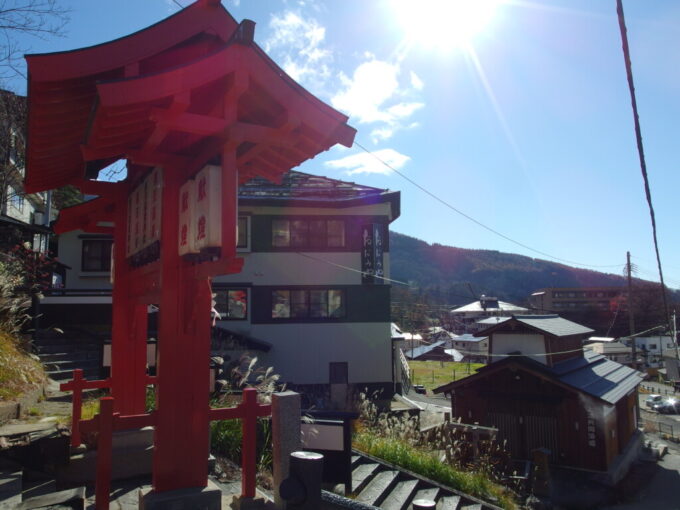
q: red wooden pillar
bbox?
[110,189,148,415]
[152,166,212,491]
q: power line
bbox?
[294,252,411,286]
[171,0,184,9]
[616,0,670,327]
[353,141,622,270]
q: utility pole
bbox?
[627,251,637,370]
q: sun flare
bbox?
[392,0,500,52]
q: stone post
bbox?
[272,391,301,509]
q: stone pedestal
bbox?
[272,391,301,509]
[139,480,222,510]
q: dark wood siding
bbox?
[450,365,609,471]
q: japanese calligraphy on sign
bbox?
[126,167,163,266]
[361,223,385,285]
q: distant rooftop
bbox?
[240,170,390,202]
[451,298,527,314]
[478,314,594,338]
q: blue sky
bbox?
[9,0,680,288]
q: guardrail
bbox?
[639,384,677,396]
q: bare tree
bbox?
[0,0,69,79]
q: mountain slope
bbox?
[389,231,666,305]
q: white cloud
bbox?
[331,59,424,142]
[324,149,410,176]
[410,71,424,91]
[264,11,332,91]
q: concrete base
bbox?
[139,480,222,510]
[229,495,275,509]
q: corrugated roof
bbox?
[512,315,594,337]
[404,340,447,359]
[555,349,643,404]
[452,334,487,343]
[435,349,643,405]
[239,170,388,201]
[451,300,527,314]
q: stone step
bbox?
[356,470,400,507]
[412,487,439,505]
[351,455,362,468]
[41,359,100,371]
[352,463,380,494]
[438,495,462,510]
[18,486,85,510]
[0,464,22,510]
[381,479,419,510]
[35,343,101,354]
[459,505,482,510]
[39,351,100,363]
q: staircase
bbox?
[33,328,104,381]
[350,450,501,510]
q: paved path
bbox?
[602,453,680,510]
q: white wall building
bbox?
[47,171,401,404]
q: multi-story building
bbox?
[529,287,626,313]
[45,170,401,407]
[449,295,527,333]
[0,90,52,253]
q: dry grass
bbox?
[0,330,46,401]
[354,393,519,510]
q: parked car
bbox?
[653,398,680,414]
[646,394,664,408]
[413,385,427,395]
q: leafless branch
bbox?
[0,0,70,80]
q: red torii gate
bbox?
[24,0,355,501]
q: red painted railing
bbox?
[63,369,271,509]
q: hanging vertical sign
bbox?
[178,164,223,258]
[178,178,197,256]
[194,165,222,251]
[374,223,384,282]
[125,167,164,267]
[361,224,385,285]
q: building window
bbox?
[214,288,248,320]
[649,344,657,350]
[271,219,346,249]
[81,239,113,272]
[237,216,250,250]
[8,186,23,213]
[271,289,345,319]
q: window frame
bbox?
[213,287,249,321]
[236,215,251,252]
[270,217,346,250]
[270,288,346,321]
[81,238,114,273]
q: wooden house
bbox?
[434,315,644,479]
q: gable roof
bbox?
[238,171,400,219]
[450,300,527,314]
[478,314,594,338]
[434,349,643,405]
[404,340,447,359]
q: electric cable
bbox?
[353,140,623,270]
[616,0,670,328]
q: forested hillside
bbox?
[389,231,676,306]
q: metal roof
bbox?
[556,349,643,404]
[450,300,528,314]
[435,348,643,405]
[452,334,487,343]
[512,315,594,337]
[403,340,447,359]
